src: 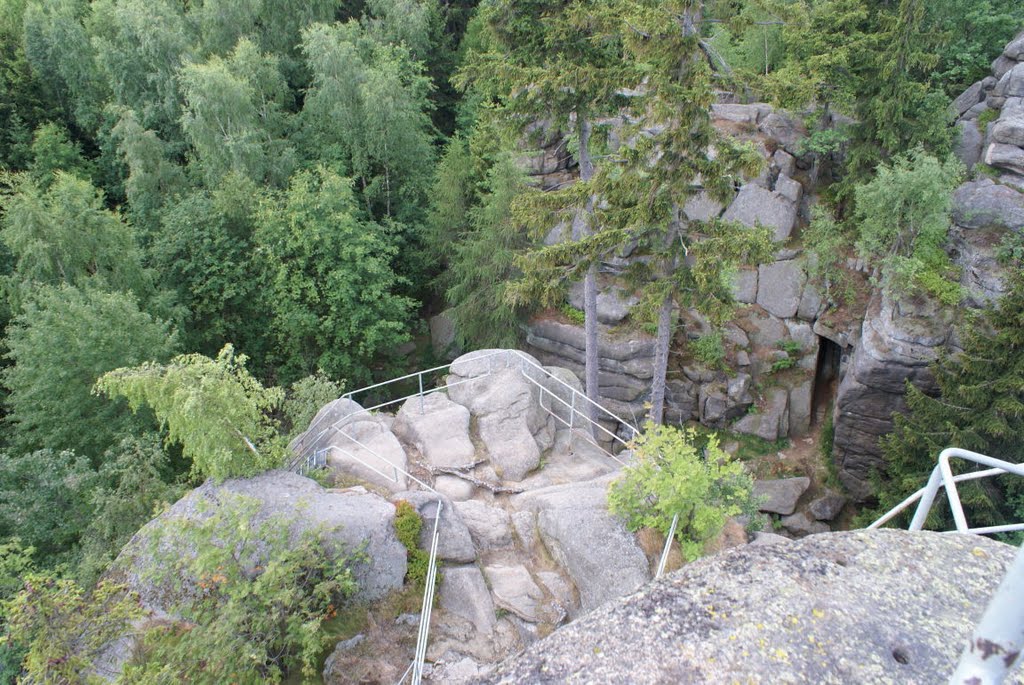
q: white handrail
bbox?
[869,448,1024,534]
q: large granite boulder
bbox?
[324,417,409,492]
[511,475,649,616]
[288,397,365,456]
[753,477,810,516]
[722,183,799,242]
[480,530,1023,684]
[756,259,806,319]
[392,392,476,469]
[832,294,952,499]
[111,471,406,606]
[447,350,556,481]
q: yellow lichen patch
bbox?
[812,608,825,619]
[971,547,988,558]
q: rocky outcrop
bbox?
[480,530,1022,684]
[512,475,650,617]
[112,471,407,606]
[832,293,952,499]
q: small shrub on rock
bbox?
[609,423,758,562]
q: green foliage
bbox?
[802,204,855,303]
[179,38,295,187]
[301,21,436,227]
[75,435,183,584]
[151,175,268,360]
[862,269,1024,530]
[559,304,585,326]
[976,107,1000,129]
[853,149,964,304]
[95,344,284,481]
[445,153,533,348]
[691,332,727,369]
[3,574,144,684]
[26,122,92,188]
[925,0,1024,97]
[769,341,802,373]
[4,285,177,457]
[284,373,346,439]
[394,500,428,590]
[0,172,154,308]
[608,423,757,562]
[0,450,96,566]
[122,494,359,682]
[255,167,415,384]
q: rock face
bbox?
[524,99,831,442]
[832,293,952,499]
[447,350,556,481]
[480,530,1023,684]
[112,471,406,606]
[512,475,649,617]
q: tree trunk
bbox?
[649,290,674,425]
[577,115,601,435]
[649,208,682,425]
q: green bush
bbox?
[120,494,359,682]
[691,332,726,368]
[394,501,429,591]
[608,423,758,562]
[559,304,585,326]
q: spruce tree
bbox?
[459,0,632,429]
[594,0,773,424]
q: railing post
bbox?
[656,512,681,578]
[418,372,425,415]
[569,388,576,431]
[909,466,944,531]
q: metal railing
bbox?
[868,447,1024,536]
[869,448,1024,685]
[289,349,641,685]
[291,349,639,473]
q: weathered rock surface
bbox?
[288,397,365,455]
[454,500,514,551]
[440,565,497,636]
[732,387,789,442]
[808,492,847,522]
[953,179,1024,231]
[430,310,461,361]
[567,281,640,324]
[447,350,555,481]
[325,418,409,492]
[483,564,549,624]
[480,531,1023,684]
[757,259,806,319]
[722,183,799,242]
[113,472,406,606]
[780,511,830,536]
[752,477,810,516]
[832,294,952,499]
[512,475,649,616]
[394,491,476,563]
[393,392,476,469]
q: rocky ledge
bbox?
[479,529,1022,684]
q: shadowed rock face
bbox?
[478,530,1022,685]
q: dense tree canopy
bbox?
[0,0,1020,678]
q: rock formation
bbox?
[831,31,1024,498]
[479,530,1023,684]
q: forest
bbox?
[0,0,1023,681]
